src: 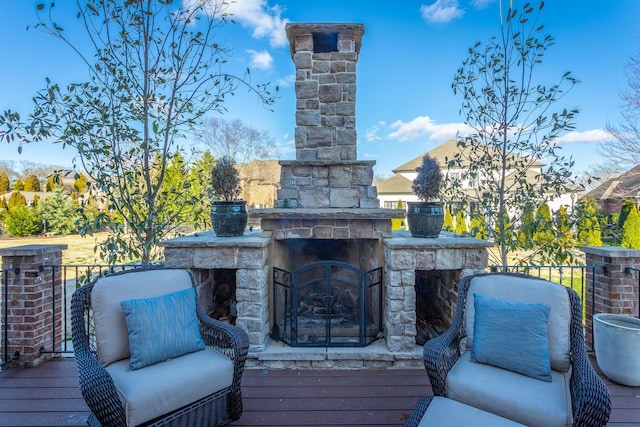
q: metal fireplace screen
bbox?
[272,261,382,347]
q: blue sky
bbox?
[1,0,639,178]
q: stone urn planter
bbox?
[211,200,248,237]
[593,313,640,386]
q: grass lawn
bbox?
[0,232,108,265]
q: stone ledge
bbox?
[384,230,493,250]
[250,208,405,220]
[160,230,271,249]
[0,244,68,256]
[248,339,423,369]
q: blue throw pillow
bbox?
[121,287,205,370]
[471,293,552,382]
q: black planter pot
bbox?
[211,200,248,237]
[406,201,444,238]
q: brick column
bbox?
[0,244,67,368]
[581,246,640,347]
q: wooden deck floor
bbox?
[0,356,638,427]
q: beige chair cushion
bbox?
[464,274,572,372]
[447,351,573,427]
[91,269,193,366]
[106,347,234,427]
[418,396,526,427]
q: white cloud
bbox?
[420,0,464,24]
[276,73,296,88]
[225,0,289,47]
[471,0,496,9]
[556,129,609,144]
[386,116,470,142]
[365,121,387,142]
[247,49,274,70]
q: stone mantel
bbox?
[249,208,405,221]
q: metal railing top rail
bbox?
[1,263,157,367]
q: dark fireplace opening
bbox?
[196,268,237,325]
[272,261,382,347]
[415,270,460,345]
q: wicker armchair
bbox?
[71,267,249,427]
[420,272,611,427]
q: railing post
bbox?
[0,244,67,368]
[580,246,640,348]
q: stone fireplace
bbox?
[161,22,491,368]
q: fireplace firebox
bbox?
[272,261,382,347]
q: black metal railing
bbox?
[1,264,154,367]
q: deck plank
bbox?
[0,356,637,426]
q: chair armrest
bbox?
[71,285,127,426]
[196,307,249,420]
[423,325,461,396]
[566,289,611,426]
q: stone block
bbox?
[193,247,235,268]
[415,251,435,270]
[329,188,359,208]
[163,248,192,268]
[330,61,346,73]
[328,166,352,188]
[360,198,379,209]
[335,102,356,116]
[341,146,357,160]
[299,188,330,208]
[293,50,312,67]
[336,128,356,146]
[236,247,267,268]
[318,74,336,84]
[295,80,318,99]
[319,84,341,103]
[306,127,332,147]
[435,248,465,269]
[317,147,342,161]
[296,110,320,126]
[335,72,356,84]
[312,60,330,73]
[388,249,416,270]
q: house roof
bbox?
[583,163,640,201]
[376,174,413,194]
[392,139,546,173]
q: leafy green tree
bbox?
[443,207,454,232]
[618,198,635,229]
[45,174,62,192]
[37,189,79,235]
[4,205,41,237]
[0,171,10,193]
[455,210,467,235]
[446,1,579,267]
[1,1,276,264]
[621,205,640,249]
[32,194,40,208]
[576,197,602,246]
[13,180,24,191]
[23,173,41,191]
[0,197,7,211]
[187,150,215,228]
[517,205,535,250]
[469,211,488,240]
[74,172,89,194]
[8,190,26,209]
[533,202,553,246]
[555,205,574,248]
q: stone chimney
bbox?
[274,23,379,209]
